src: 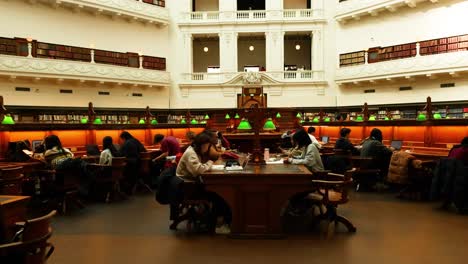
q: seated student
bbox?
[448,137,468,165]
[280,130,294,149]
[360,128,394,174]
[284,129,324,173]
[119,131,146,193]
[307,126,322,150]
[335,128,360,155]
[99,136,119,165]
[176,131,231,234]
[43,135,74,170]
[152,134,181,163]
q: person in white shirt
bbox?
[99,136,119,165]
[307,126,322,150]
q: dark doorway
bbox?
[237,0,265,10]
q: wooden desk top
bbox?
[0,195,30,206]
[202,164,312,177]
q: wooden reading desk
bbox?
[201,164,313,238]
[0,195,30,243]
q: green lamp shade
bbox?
[369,116,376,121]
[417,114,426,121]
[384,117,390,121]
[93,118,102,125]
[237,119,252,130]
[324,117,331,122]
[180,118,187,124]
[1,115,15,125]
[200,120,207,124]
[234,113,240,119]
[190,119,199,124]
[139,119,146,124]
[225,113,231,119]
[80,117,88,124]
[355,116,363,121]
[433,113,442,119]
[313,117,319,123]
[296,112,302,118]
[204,114,210,120]
[276,112,282,118]
[263,118,276,130]
[151,119,158,125]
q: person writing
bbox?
[152,134,181,163]
[284,129,324,172]
[176,131,230,234]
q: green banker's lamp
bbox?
[296,112,302,118]
[1,114,15,125]
[234,113,240,119]
[151,119,158,125]
[324,117,331,122]
[276,112,282,118]
[384,117,390,121]
[355,116,363,121]
[93,118,103,125]
[204,114,210,120]
[180,118,187,124]
[433,112,442,119]
[369,115,376,121]
[225,113,231,119]
[190,119,199,124]
[200,120,207,124]
[263,118,276,131]
[237,118,252,130]
[80,117,88,124]
[417,113,426,121]
[313,117,319,123]
[139,119,146,124]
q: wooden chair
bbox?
[37,168,84,214]
[0,210,56,264]
[87,157,127,203]
[0,166,24,195]
[308,169,357,237]
[350,157,381,191]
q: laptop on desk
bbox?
[390,140,403,150]
[321,136,329,144]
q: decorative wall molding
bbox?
[180,71,327,88]
[34,0,169,25]
[336,0,441,23]
[335,51,468,84]
[0,54,170,86]
[179,9,326,27]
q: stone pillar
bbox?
[265,31,284,72]
[219,32,238,72]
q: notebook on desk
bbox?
[390,140,403,150]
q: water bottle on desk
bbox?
[264,148,270,161]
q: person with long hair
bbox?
[360,128,394,174]
[43,135,74,169]
[284,128,324,172]
[176,131,231,234]
[99,136,119,165]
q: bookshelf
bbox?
[0,37,18,56]
[141,0,165,7]
[142,56,166,71]
[94,49,129,67]
[36,42,91,62]
[420,34,468,56]
[339,51,365,67]
[368,42,416,63]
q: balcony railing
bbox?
[336,0,440,23]
[46,0,169,25]
[181,71,325,85]
[179,9,325,25]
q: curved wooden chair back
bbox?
[111,157,127,181]
[311,168,356,205]
[0,166,24,195]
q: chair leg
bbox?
[336,215,357,233]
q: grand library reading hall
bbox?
[1,0,468,263]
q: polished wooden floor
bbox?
[49,192,468,264]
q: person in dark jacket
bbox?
[335,128,359,155]
[448,137,468,166]
[361,128,394,175]
[119,131,146,193]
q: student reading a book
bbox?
[99,136,119,165]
